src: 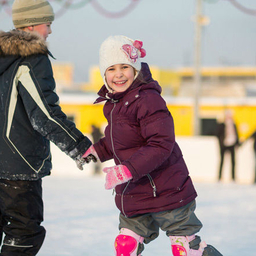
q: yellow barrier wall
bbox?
[59,96,256,140]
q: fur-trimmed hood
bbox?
[0,29,49,75]
[0,29,92,181]
[0,29,48,57]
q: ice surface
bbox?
[38,175,256,256]
[35,138,256,255]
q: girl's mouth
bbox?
[114,80,127,86]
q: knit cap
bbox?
[99,35,146,79]
[12,0,54,28]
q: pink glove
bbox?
[103,165,132,190]
[82,145,99,163]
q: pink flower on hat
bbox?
[133,40,146,58]
[121,40,146,63]
[122,44,139,63]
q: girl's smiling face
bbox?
[105,64,135,93]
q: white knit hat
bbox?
[12,0,54,28]
[99,35,146,79]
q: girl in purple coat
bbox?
[83,35,222,256]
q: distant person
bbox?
[91,125,103,175]
[83,35,222,256]
[0,0,91,255]
[216,110,240,182]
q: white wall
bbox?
[176,136,254,184]
[50,136,255,184]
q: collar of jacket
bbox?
[0,29,50,57]
[94,79,142,104]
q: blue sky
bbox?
[1,0,256,82]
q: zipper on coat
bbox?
[121,181,130,218]
[110,102,121,164]
[109,102,118,197]
[147,174,157,197]
[110,101,130,218]
[109,100,129,217]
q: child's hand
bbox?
[103,165,132,190]
[82,145,99,163]
[75,156,86,171]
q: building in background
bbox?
[52,63,256,139]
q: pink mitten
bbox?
[82,145,99,163]
[103,165,132,190]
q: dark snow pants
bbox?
[0,179,45,256]
[219,145,236,181]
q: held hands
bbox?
[75,145,99,171]
[103,165,132,190]
[82,145,99,163]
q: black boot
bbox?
[203,245,223,256]
[189,236,223,256]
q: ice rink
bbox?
[39,176,256,256]
[36,137,256,256]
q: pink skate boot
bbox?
[114,228,144,256]
[170,235,223,256]
[170,235,206,256]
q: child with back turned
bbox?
[83,35,223,256]
[0,1,91,254]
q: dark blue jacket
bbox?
[0,30,91,180]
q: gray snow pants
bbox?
[119,200,202,244]
[0,179,45,256]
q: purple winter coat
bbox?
[94,63,197,217]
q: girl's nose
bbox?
[115,70,123,78]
